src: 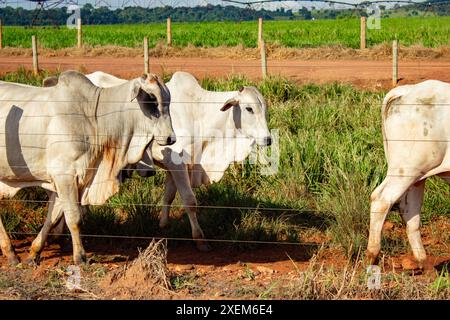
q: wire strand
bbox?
[0,198,310,211]
[1,62,449,69]
[7,231,320,246]
[1,197,449,212]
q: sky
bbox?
[0,0,414,11]
[0,0,378,10]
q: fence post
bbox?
[260,39,267,79]
[392,39,398,87]
[258,17,263,48]
[77,17,82,49]
[144,37,149,74]
[167,17,172,47]
[0,19,3,49]
[360,16,366,49]
[32,35,39,75]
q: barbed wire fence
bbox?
[0,0,448,255]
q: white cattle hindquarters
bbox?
[367,80,450,267]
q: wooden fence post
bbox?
[167,17,172,47]
[0,19,3,49]
[32,35,39,75]
[392,39,398,87]
[144,37,149,74]
[258,17,263,48]
[77,17,82,49]
[360,16,366,49]
[260,39,267,79]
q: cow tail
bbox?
[381,92,402,158]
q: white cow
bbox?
[367,80,450,267]
[45,71,272,251]
[0,71,174,265]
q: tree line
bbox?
[1,4,275,26]
[0,2,448,26]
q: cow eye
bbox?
[246,107,254,114]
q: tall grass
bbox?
[3,17,449,49]
[1,69,449,259]
[283,252,450,299]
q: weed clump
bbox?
[101,240,172,299]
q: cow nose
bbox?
[167,135,176,145]
[264,136,272,146]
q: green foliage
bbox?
[2,17,449,49]
[430,267,450,296]
[0,66,55,86]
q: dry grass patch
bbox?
[1,43,449,60]
[282,252,450,300]
[100,239,173,299]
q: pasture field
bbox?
[0,69,449,299]
[3,17,450,49]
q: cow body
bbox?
[367,80,450,267]
[75,71,271,250]
[0,71,174,265]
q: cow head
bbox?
[132,74,176,146]
[220,86,272,146]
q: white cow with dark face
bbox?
[0,71,174,265]
[367,80,450,268]
[45,71,271,251]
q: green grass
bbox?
[3,17,450,49]
[1,69,449,259]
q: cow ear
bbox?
[42,76,58,87]
[130,79,142,101]
[220,98,239,111]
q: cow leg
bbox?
[0,217,19,266]
[399,179,426,266]
[0,185,21,265]
[26,192,64,265]
[367,174,419,264]
[53,176,86,265]
[166,163,210,251]
[159,172,177,229]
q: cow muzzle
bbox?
[256,135,272,146]
[263,136,272,146]
[166,134,176,146]
[156,133,176,146]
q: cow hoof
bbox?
[365,251,379,266]
[73,253,87,265]
[195,241,211,252]
[24,253,41,266]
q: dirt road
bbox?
[1,56,450,90]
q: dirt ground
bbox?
[1,56,450,91]
[0,217,449,300]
